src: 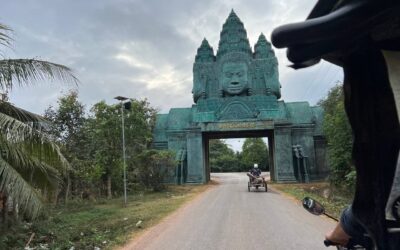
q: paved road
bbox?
[125,173,335,250]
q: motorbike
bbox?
[302,197,372,250]
[246,173,267,192]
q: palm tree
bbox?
[0,23,78,219]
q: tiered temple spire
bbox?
[195,38,215,63]
[254,33,274,59]
[216,10,252,60]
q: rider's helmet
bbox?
[254,164,258,168]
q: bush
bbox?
[136,150,176,191]
[319,84,354,188]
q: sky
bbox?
[0,0,343,151]
[223,138,268,153]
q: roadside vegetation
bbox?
[42,91,170,200]
[1,184,210,250]
[0,23,78,223]
[273,83,355,217]
[319,84,355,191]
[272,183,351,219]
[1,23,188,249]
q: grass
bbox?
[271,182,352,219]
[1,184,212,250]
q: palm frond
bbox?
[0,23,12,49]
[0,136,62,186]
[24,137,71,175]
[0,111,38,142]
[0,100,46,123]
[0,156,43,218]
[0,110,51,141]
[0,22,77,219]
[0,112,71,172]
[0,59,79,91]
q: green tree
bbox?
[209,139,239,172]
[319,84,354,188]
[240,138,269,171]
[44,90,85,144]
[0,23,77,219]
[44,90,87,201]
[86,99,156,198]
[87,101,122,199]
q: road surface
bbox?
[124,173,335,250]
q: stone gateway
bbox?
[152,10,329,184]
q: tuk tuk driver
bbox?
[250,163,261,177]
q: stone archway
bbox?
[152,10,329,184]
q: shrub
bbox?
[136,150,176,191]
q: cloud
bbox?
[114,53,152,70]
[1,0,341,119]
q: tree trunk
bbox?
[51,187,59,206]
[73,174,78,198]
[65,174,71,204]
[13,202,19,222]
[1,193,7,229]
[107,175,112,199]
[5,196,12,228]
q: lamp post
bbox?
[114,96,129,205]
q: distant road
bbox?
[123,173,335,250]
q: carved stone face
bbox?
[222,62,248,95]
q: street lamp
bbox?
[114,96,129,205]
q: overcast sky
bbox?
[1,0,343,151]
